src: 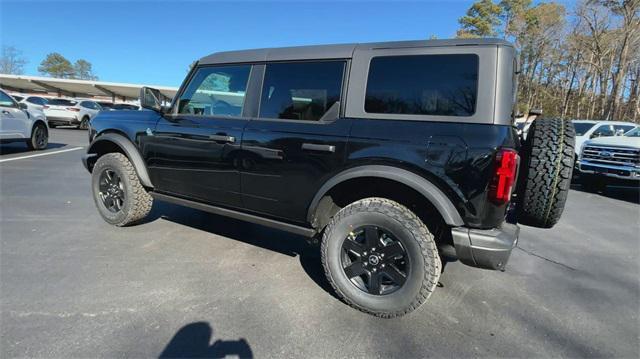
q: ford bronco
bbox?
[82,39,575,317]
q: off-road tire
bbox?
[26,122,48,150]
[92,153,152,226]
[517,118,575,228]
[321,198,441,318]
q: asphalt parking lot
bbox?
[1,128,639,358]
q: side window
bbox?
[259,61,345,121]
[0,92,17,108]
[365,54,479,117]
[27,97,44,105]
[80,101,92,109]
[592,125,614,137]
[178,65,251,116]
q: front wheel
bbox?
[26,123,48,150]
[321,198,441,318]
[91,153,153,226]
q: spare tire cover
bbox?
[517,118,576,228]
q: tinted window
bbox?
[0,91,17,107]
[80,101,92,109]
[178,65,251,116]
[48,99,77,106]
[573,122,595,136]
[365,54,479,117]
[27,97,46,105]
[259,61,344,121]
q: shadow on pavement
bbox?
[570,183,640,205]
[0,142,66,155]
[146,200,337,298]
[159,322,253,358]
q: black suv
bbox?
[83,39,575,317]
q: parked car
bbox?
[81,39,575,317]
[9,94,47,123]
[578,127,640,192]
[44,98,102,129]
[573,120,637,156]
[0,89,48,150]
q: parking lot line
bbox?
[0,147,84,163]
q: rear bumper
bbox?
[451,223,519,270]
[47,116,79,124]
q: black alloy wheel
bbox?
[98,168,125,213]
[341,225,409,295]
[33,125,47,148]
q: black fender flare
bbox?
[306,165,464,226]
[85,132,154,188]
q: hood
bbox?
[585,136,640,148]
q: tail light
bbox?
[489,149,519,204]
[67,107,80,112]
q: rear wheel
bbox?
[79,117,90,130]
[321,198,441,318]
[26,123,48,150]
[91,153,153,226]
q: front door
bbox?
[241,60,350,223]
[0,91,29,139]
[144,64,253,208]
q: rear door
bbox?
[240,60,350,223]
[0,91,29,138]
[144,64,255,208]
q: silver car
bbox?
[44,98,101,129]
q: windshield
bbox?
[574,122,596,136]
[624,127,640,137]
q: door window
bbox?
[365,54,479,117]
[259,61,345,121]
[177,65,251,117]
[0,91,17,108]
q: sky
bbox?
[1,0,573,87]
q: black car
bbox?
[82,39,575,317]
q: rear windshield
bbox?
[573,122,596,136]
[365,54,479,117]
[48,99,77,106]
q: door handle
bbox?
[209,134,235,143]
[302,143,336,153]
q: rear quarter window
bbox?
[365,54,479,117]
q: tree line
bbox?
[0,46,98,80]
[458,0,640,122]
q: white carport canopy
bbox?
[0,74,178,101]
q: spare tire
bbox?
[517,118,575,228]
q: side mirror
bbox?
[590,132,601,139]
[140,86,163,113]
[18,103,28,110]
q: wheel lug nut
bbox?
[372,268,377,272]
[372,248,376,251]
[363,252,367,256]
[381,264,385,268]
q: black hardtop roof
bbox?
[199,38,513,65]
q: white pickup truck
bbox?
[578,127,640,191]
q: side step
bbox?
[150,192,317,238]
